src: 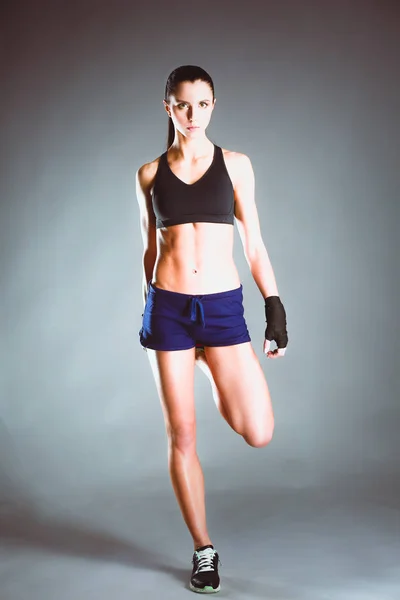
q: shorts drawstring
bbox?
[190,297,205,328]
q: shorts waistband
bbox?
[148,281,242,300]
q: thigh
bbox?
[146,347,197,436]
[204,342,274,439]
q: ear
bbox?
[163,100,171,117]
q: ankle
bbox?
[193,540,213,551]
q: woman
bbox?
[136,65,288,594]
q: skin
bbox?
[136,79,287,551]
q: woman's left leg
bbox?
[195,343,274,447]
[195,349,231,425]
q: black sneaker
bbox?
[190,544,221,594]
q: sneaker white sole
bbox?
[189,582,221,594]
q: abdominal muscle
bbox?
[152,222,241,295]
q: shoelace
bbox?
[193,547,218,573]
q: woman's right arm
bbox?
[135,163,157,307]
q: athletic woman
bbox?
[136,65,288,594]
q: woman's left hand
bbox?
[263,339,286,358]
[264,296,288,359]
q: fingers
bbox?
[266,349,286,359]
[263,340,286,358]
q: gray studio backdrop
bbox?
[1,1,399,598]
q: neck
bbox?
[169,134,213,160]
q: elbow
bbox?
[143,249,157,282]
[246,241,268,265]
[143,248,157,265]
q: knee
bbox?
[243,422,275,448]
[166,422,196,453]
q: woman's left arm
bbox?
[233,153,288,356]
[233,153,279,299]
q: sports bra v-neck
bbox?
[152,144,235,229]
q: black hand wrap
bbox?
[264,296,288,349]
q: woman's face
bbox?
[164,80,215,138]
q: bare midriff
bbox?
[152,222,241,295]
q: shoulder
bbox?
[220,147,254,187]
[136,155,162,194]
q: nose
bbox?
[188,109,199,122]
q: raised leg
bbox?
[195,348,232,425]
[196,343,274,447]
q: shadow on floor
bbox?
[0,501,190,587]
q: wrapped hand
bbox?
[264,296,288,358]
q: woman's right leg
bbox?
[146,346,213,551]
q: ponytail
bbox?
[166,117,175,150]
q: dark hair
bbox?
[164,65,215,150]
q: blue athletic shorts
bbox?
[139,281,251,351]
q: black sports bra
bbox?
[152,144,235,229]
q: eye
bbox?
[177,102,209,109]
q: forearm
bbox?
[142,276,149,307]
[247,245,279,299]
[142,251,156,306]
